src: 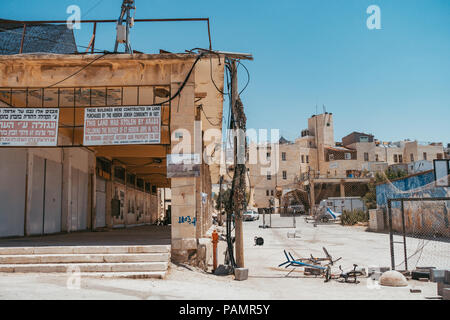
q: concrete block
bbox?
[234,268,248,281]
[181,238,197,250]
[368,209,384,231]
[437,282,450,296]
[171,239,182,250]
[443,288,450,301]
[430,269,446,283]
[287,230,301,238]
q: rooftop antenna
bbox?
[323,104,327,114]
[114,0,136,53]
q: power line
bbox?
[153,52,207,106]
[46,52,110,88]
[83,0,106,19]
[198,104,222,127]
[237,60,250,95]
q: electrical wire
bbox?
[83,0,106,19]
[237,60,250,96]
[154,52,207,106]
[198,104,222,127]
[209,55,229,95]
[46,52,110,88]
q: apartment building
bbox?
[248,113,445,208]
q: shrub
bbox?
[340,209,369,226]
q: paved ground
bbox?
[0,217,442,300]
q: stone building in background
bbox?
[248,112,445,209]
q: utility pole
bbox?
[114,0,136,53]
[218,175,224,226]
[230,59,246,268]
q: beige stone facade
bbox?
[0,52,225,265]
[248,112,445,208]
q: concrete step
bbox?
[0,245,170,255]
[0,253,169,264]
[0,262,169,273]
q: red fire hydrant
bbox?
[212,229,219,272]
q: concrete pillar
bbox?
[87,152,96,230]
[309,180,315,214]
[24,149,33,236]
[340,180,346,197]
[61,148,72,232]
[169,61,199,262]
[105,164,114,228]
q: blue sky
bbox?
[1,0,449,145]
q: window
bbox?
[423,152,427,160]
[266,190,269,196]
[114,166,125,182]
[301,155,305,163]
[394,154,398,163]
[410,154,414,162]
[399,154,403,163]
[375,154,379,162]
[282,152,286,161]
[137,178,144,190]
[266,152,271,160]
[360,136,369,142]
[306,155,309,163]
[271,190,274,196]
[364,152,369,162]
[345,153,351,160]
[267,173,271,180]
[282,171,287,179]
[127,173,136,187]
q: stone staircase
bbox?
[0,245,170,279]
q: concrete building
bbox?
[0,21,245,267]
[248,112,445,210]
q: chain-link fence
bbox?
[258,207,297,228]
[388,197,450,270]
